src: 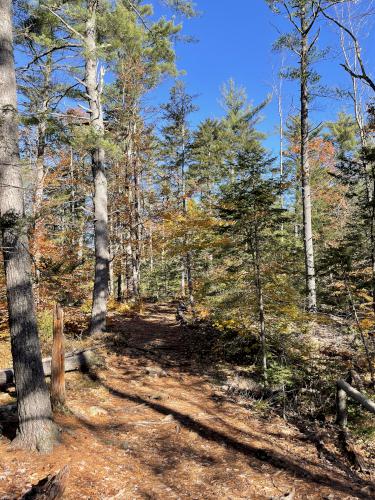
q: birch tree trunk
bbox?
[300,6,317,312]
[0,0,58,452]
[85,0,110,334]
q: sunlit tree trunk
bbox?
[0,0,58,451]
[85,0,110,334]
[300,5,317,312]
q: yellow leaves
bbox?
[195,305,210,319]
[213,318,242,333]
[278,304,301,321]
[107,298,144,315]
[357,290,373,303]
[359,318,375,332]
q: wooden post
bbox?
[51,304,65,407]
[336,382,348,428]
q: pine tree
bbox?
[160,81,197,307]
[267,0,325,312]
[0,0,58,452]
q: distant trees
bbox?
[160,82,197,307]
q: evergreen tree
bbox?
[267,0,325,311]
[160,81,197,306]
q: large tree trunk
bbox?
[300,7,317,312]
[85,0,110,334]
[0,0,58,452]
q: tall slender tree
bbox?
[84,0,110,334]
[267,0,322,311]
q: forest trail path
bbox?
[0,303,374,499]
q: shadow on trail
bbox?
[104,303,218,378]
[87,303,375,498]
[79,367,375,500]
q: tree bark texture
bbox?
[51,304,65,408]
[85,0,110,334]
[300,6,317,312]
[0,0,58,451]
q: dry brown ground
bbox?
[0,304,374,499]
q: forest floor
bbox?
[0,303,375,499]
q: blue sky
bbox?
[150,0,375,154]
[15,1,375,157]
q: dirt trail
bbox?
[0,303,374,499]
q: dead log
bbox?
[0,349,96,391]
[21,466,69,499]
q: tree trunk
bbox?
[186,251,194,311]
[0,0,58,452]
[85,0,110,334]
[131,126,141,297]
[300,7,317,312]
[370,165,375,314]
[253,228,267,384]
[336,384,347,427]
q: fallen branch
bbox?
[337,379,375,415]
[0,349,96,391]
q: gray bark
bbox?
[85,0,110,334]
[300,6,317,312]
[0,0,58,451]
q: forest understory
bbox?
[0,303,374,499]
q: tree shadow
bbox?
[77,370,375,500]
